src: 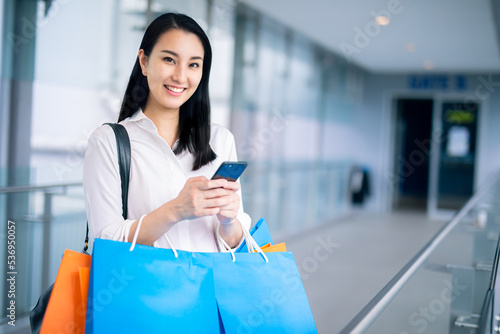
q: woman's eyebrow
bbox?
[160,50,203,61]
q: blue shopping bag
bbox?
[213,252,317,333]
[237,218,274,252]
[85,238,220,334]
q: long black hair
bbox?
[118,13,216,171]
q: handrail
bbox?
[0,181,85,298]
[0,182,82,194]
[340,171,500,334]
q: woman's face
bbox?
[139,29,204,114]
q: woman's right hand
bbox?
[127,176,234,245]
[168,176,235,221]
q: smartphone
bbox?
[211,161,247,181]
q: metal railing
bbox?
[340,171,500,333]
[1,182,83,290]
[1,182,85,321]
[0,182,82,194]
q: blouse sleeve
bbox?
[83,125,136,250]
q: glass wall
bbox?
[232,5,365,236]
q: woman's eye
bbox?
[189,63,200,68]
[164,57,174,63]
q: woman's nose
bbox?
[171,66,186,83]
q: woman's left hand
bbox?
[216,181,241,225]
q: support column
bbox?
[1,0,38,317]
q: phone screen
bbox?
[211,161,247,181]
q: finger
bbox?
[206,178,228,189]
[198,207,221,217]
[220,181,240,191]
[186,176,208,184]
[189,207,221,219]
[216,196,240,211]
[203,187,234,199]
[174,199,220,220]
[204,196,234,208]
[186,177,225,192]
[214,192,240,205]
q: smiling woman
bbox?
[118,13,215,170]
[138,29,205,147]
[83,13,251,253]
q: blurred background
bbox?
[2,0,500,333]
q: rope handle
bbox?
[241,220,268,263]
[128,214,179,258]
[163,233,178,258]
[129,216,268,263]
[129,214,147,251]
[217,220,268,263]
[217,226,236,262]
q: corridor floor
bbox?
[282,211,448,333]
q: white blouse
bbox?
[83,110,251,252]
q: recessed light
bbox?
[423,60,434,70]
[374,16,390,26]
[405,43,417,52]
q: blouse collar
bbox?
[128,109,157,132]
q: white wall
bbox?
[32,0,122,183]
[361,73,500,212]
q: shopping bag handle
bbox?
[216,228,236,262]
[128,217,269,263]
[128,214,180,258]
[127,210,268,264]
[217,220,269,263]
[241,221,268,262]
[129,214,149,250]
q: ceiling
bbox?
[241,0,500,74]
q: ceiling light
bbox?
[374,16,390,26]
[423,60,434,70]
[405,43,417,52]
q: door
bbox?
[393,98,433,211]
[428,100,479,218]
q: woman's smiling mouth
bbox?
[164,85,186,96]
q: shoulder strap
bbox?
[83,123,131,253]
[105,123,131,219]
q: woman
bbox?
[83,13,250,252]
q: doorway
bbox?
[430,101,479,213]
[393,98,433,211]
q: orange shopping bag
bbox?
[40,250,91,334]
[78,267,91,311]
[263,242,287,252]
[255,242,288,253]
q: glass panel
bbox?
[364,177,500,333]
[0,181,85,321]
[232,5,361,235]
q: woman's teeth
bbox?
[165,85,184,93]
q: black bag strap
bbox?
[106,123,131,219]
[83,123,131,253]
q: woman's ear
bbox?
[138,49,148,76]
